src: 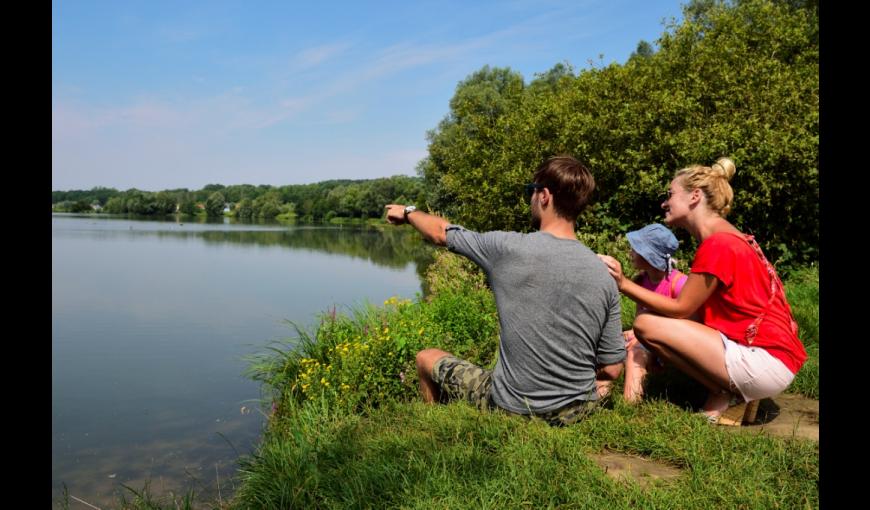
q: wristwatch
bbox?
[403,205,417,220]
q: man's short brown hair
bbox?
[533,155,595,221]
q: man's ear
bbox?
[540,188,552,206]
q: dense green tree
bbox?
[52,187,120,207]
[178,193,198,216]
[235,198,255,219]
[69,200,93,213]
[419,65,525,227]
[103,196,125,214]
[222,184,259,203]
[279,202,296,217]
[629,40,655,60]
[153,191,177,215]
[529,62,574,93]
[252,191,282,219]
[205,192,226,217]
[419,0,817,266]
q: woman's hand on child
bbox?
[597,254,625,289]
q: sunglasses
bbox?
[661,188,691,200]
[524,183,546,200]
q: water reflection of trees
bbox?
[149,226,436,278]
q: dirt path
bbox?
[734,393,819,441]
[591,393,818,486]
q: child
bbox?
[621,223,687,403]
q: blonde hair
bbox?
[674,157,736,217]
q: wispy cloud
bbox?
[261,19,547,129]
[53,99,188,141]
[293,41,353,69]
[356,19,540,83]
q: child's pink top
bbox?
[636,270,687,316]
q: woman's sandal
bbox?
[700,411,721,425]
[702,399,760,427]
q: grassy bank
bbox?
[233,399,817,508]
[227,252,819,509]
[82,251,816,509]
[52,247,819,509]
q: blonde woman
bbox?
[597,158,807,424]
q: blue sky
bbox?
[52,0,686,191]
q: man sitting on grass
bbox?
[385,155,625,426]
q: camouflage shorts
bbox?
[431,355,495,410]
[431,355,599,427]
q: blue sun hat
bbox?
[626,223,679,273]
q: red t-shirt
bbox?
[691,232,807,374]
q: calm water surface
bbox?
[52,214,429,506]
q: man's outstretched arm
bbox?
[385,204,449,246]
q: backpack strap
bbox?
[742,235,799,345]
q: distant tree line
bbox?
[51,175,426,221]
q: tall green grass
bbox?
[54,481,204,510]
[783,265,819,398]
[232,254,820,508]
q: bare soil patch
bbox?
[589,451,683,488]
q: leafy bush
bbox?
[249,251,499,418]
[420,0,818,269]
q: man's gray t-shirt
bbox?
[446,224,625,415]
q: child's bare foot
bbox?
[623,345,651,404]
[596,380,613,399]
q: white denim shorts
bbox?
[720,332,795,401]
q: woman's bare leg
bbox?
[633,314,734,415]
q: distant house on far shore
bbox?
[91,203,102,212]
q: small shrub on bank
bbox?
[250,252,499,418]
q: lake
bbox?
[51,214,430,507]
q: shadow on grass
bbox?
[643,366,709,411]
[642,367,782,425]
[751,398,781,425]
